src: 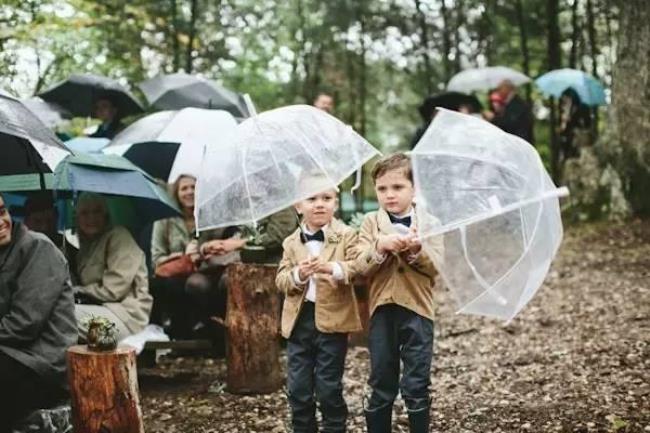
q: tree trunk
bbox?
[569,0,580,69]
[586,0,600,131]
[440,0,452,83]
[546,0,562,183]
[610,0,650,215]
[225,263,283,394]
[515,0,532,102]
[452,0,463,74]
[66,345,144,433]
[170,0,180,72]
[414,0,433,94]
[185,0,198,73]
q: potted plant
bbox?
[239,225,281,264]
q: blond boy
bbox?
[276,186,362,433]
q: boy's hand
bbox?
[377,234,409,254]
[298,257,319,281]
[315,262,334,275]
[404,225,422,255]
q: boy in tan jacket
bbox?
[276,181,362,433]
[357,153,443,433]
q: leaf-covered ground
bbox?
[139,220,650,433]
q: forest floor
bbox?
[138,219,650,433]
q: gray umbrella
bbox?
[0,91,72,190]
[38,73,143,118]
[139,72,251,118]
[21,97,71,128]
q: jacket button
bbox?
[398,267,405,273]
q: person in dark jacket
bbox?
[0,192,77,432]
[89,96,124,139]
[484,80,535,144]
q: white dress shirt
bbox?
[292,224,344,302]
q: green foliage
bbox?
[0,0,619,203]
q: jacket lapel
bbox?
[376,208,397,235]
[319,219,342,262]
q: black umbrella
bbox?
[418,91,483,121]
[0,91,72,190]
[139,72,251,118]
[38,73,143,118]
[120,141,181,181]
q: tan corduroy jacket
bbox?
[76,226,152,334]
[356,208,444,321]
[276,218,363,338]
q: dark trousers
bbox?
[150,276,192,339]
[367,304,433,412]
[287,302,349,433]
[0,353,67,433]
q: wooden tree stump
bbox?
[225,263,282,394]
[66,345,144,433]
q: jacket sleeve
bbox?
[151,219,170,267]
[0,239,71,344]
[275,238,304,296]
[78,227,144,302]
[354,214,386,277]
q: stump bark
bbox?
[225,263,282,394]
[66,345,144,433]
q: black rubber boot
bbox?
[406,404,430,433]
[364,404,392,433]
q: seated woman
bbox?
[71,193,152,341]
[185,207,297,348]
[150,174,200,338]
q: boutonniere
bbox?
[327,233,341,244]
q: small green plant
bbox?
[82,316,118,351]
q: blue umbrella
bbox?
[52,153,180,232]
[535,68,607,106]
[64,137,110,154]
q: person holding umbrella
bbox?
[71,193,152,341]
[483,80,535,144]
[88,95,124,139]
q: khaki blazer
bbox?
[356,208,443,320]
[76,226,152,334]
[276,218,362,338]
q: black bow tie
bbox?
[389,214,412,227]
[301,230,325,243]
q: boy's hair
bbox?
[371,153,413,184]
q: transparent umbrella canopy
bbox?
[412,109,568,322]
[195,104,381,231]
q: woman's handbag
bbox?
[154,254,197,278]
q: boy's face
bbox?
[375,169,414,215]
[295,189,338,231]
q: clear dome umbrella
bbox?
[412,109,569,322]
[195,104,381,231]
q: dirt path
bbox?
[140,220,650,433]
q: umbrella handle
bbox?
[350,169,362,194]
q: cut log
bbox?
[66,345,144,433]
[225,263,283,394]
